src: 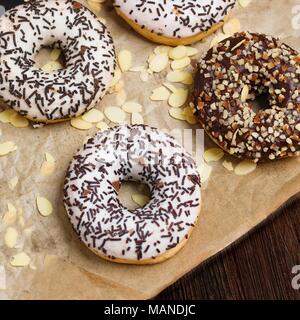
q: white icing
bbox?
[113,0,236,39]
[64,125,201,262]
[0,0,115,122]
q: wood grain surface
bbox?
[156,195,300,300]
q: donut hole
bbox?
[34,46,66,72]
[118,181,151,210]
[248,92,271,113]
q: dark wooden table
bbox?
[155,195,300,300]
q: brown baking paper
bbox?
[0,0,300,300]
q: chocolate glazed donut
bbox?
[191,32,300,162]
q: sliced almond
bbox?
[10,113,29,128]
[167,71,193,84]
[150,86,170,101]
[0,142,17,156]
[203,148,225,162]
[131,113,144,125]
[10,252,31,267]
[154,45,171,55]
[0,265,6,290]
[140,69,149,82]
[70,118,93,130]
[210,33,229,48]
[171,57,191,70]
[2,202,17,226]
[197,162,212,183]
[8,176,18,190]
[122,102,143,113]
[223,18,241,36]
[96,121,109,131]
[168,88,189,108]
[169,45,187,60]
[295,123,300,131]
[104,106,126,124]
[41,61,63,72]
[186,47,199,57]
[169,108,186,121]
[41,161,55,176]
[36,196,53,217]
[118,50,132,72]
[238,0,251,8]
[50,48,61,61]
[234,160,257,176]
[115,89,127,106]
[110,69,122,87]
[148,54,169,73]
[132,194,150,207]
[163,82,178,93]
[4,227,18,248]
[0,109,17,123]
[45,152,55,163]
[241,85,249,103]
[81,109,104,123]
[222,160,234,171]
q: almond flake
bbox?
[4,227,18,248]
[10,252,31,267]
[169,108,186,121]
[163,82,177,93]
[96,121,109,131]
[0,265,6,290]
[122,102,143,113]
[131,113,144,125]
[154,45,171,55]
[197,163,212,183]
[110,69,122,87]
[36,196,53,217]
[204,148,225,162]
[118,50,132,72]
[116,89,127,106]
[167,71,193,84]
[0,142,17,156]
[45,152,55,163]
[140,69,149,82]
[148,54,169,73]
[223,18,241,36]
[41,161,55,176]
[186,47,199,57]
[234,160,257,176]
[0,109,17,123]
[132,194,150,207]
[168,89,189,108]
[2,202,17,226]
[50,48,61,61]
[10,113,29,128]
[222,160,234,171]
[70,118,93,130]
[210,33,229,48]
[241,85,249,102]
[81,109,104,123]
[169,45,187,60]
[8,176,18,190]
[104,106,126,124]
[295,123,300,131]
[41,61,63,72]
[238,0,251,8]
[150,86,170,101]
[171,56,191,70]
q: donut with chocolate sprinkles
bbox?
[191,32,300,162]
[64,125,201,264]
[113,0,236,46]
[0,0,115,123]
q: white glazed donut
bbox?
[113,0,237,45]
[0,0,115,123]
[64,125,201,264]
